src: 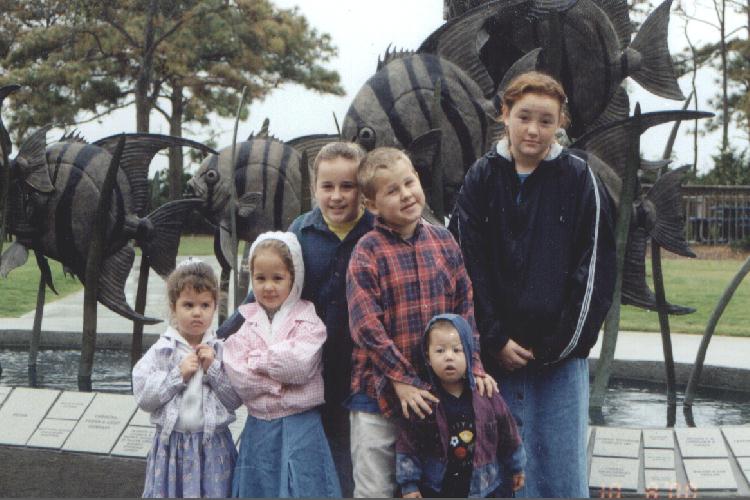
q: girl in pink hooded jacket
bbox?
[223,231,341,498]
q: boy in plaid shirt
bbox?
[346,147,497,497]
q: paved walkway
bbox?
[0,254,748,372]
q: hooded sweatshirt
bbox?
[223,231,327,419]
[396,314,526,497]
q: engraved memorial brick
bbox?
[63,393,136,454]
[26,418,76,449]
[112,426,155,458]
[644,469,678,492]
[592,427,641,458]
[675,428,727,458]
[644,448,675,469]
[46,391,94,420]
[0,388,59,446]
[683,458,737,491]
[643,429,674,449]
[589,456,640,492]
[721,426,750,457]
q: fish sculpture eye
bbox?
[205,168,220,185]
[357,126,377,151]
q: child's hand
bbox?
[392,380,439,419]
[512,472,525,492]
[195,344,215,371]
[179,353,200,382]
[495,339,534,371]
[403,491,422,498]
[475,373,499,397]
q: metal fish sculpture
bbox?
[420,0,685,137]
[0,128,210,324]
[186,135,304,269]
[342,50,500,215]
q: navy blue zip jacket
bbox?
[453,140,616,370]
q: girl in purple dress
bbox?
[133,258,242,498]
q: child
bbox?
[132,258,241,498]
[397,314,526,498]
[222,231,341,498]
[453,71,616,497]
[217,141,372,496]
[346,147,498,498]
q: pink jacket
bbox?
[223,300,326,420]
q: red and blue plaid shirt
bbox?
[346,219,485,417]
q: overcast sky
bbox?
[69,0,743,176]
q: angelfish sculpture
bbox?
[0,127,211,324]
[187,134,304,269]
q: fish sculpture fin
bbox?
[16,125,54,193]
[93,134,218,217]
[141,198,204,278]
[571,110,714,178]
[59,129,88,144]
[0,241,29,278]
[592,0,631,49]
[237,192,262,218]
[376,45,416,72]
[497,48,541,95]
[34,250,58,295]
[628,0,685,100]
[621,226,695,315]
[218,226,237,275]
[98,244,161,324]
[419,0,512,97]
[584,86,630,136]
[213,228,231,272]
[645,165,696,257]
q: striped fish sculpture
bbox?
[420,0,685,138]
[342,51,501,217]
[0,129,209,324]
[187,136,305,269]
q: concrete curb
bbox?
[587,357,749,393]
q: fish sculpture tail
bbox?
[644,165,696,258]
[622,226,695,315]
[628,0,685,101]
[140,198,204,278]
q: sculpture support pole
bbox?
[651,243,677,420]
[130,255,150,369]
[79,135,125,391]
[590,104,642,409]
[28,273,46,386]
[218,266,230,325]
[685,255,750,407]
[230,87,248,309]
[238,241,251,302]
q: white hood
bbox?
[248,231,305,337]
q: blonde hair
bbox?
[312,141,366,187]
[357,147,415,200]
[502,71,570,129]
[166,260,218,311]
[250,238,295,283]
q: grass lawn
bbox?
[619,257,750,337]
[0,258,82,317]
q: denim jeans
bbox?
[496,357,589,498]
